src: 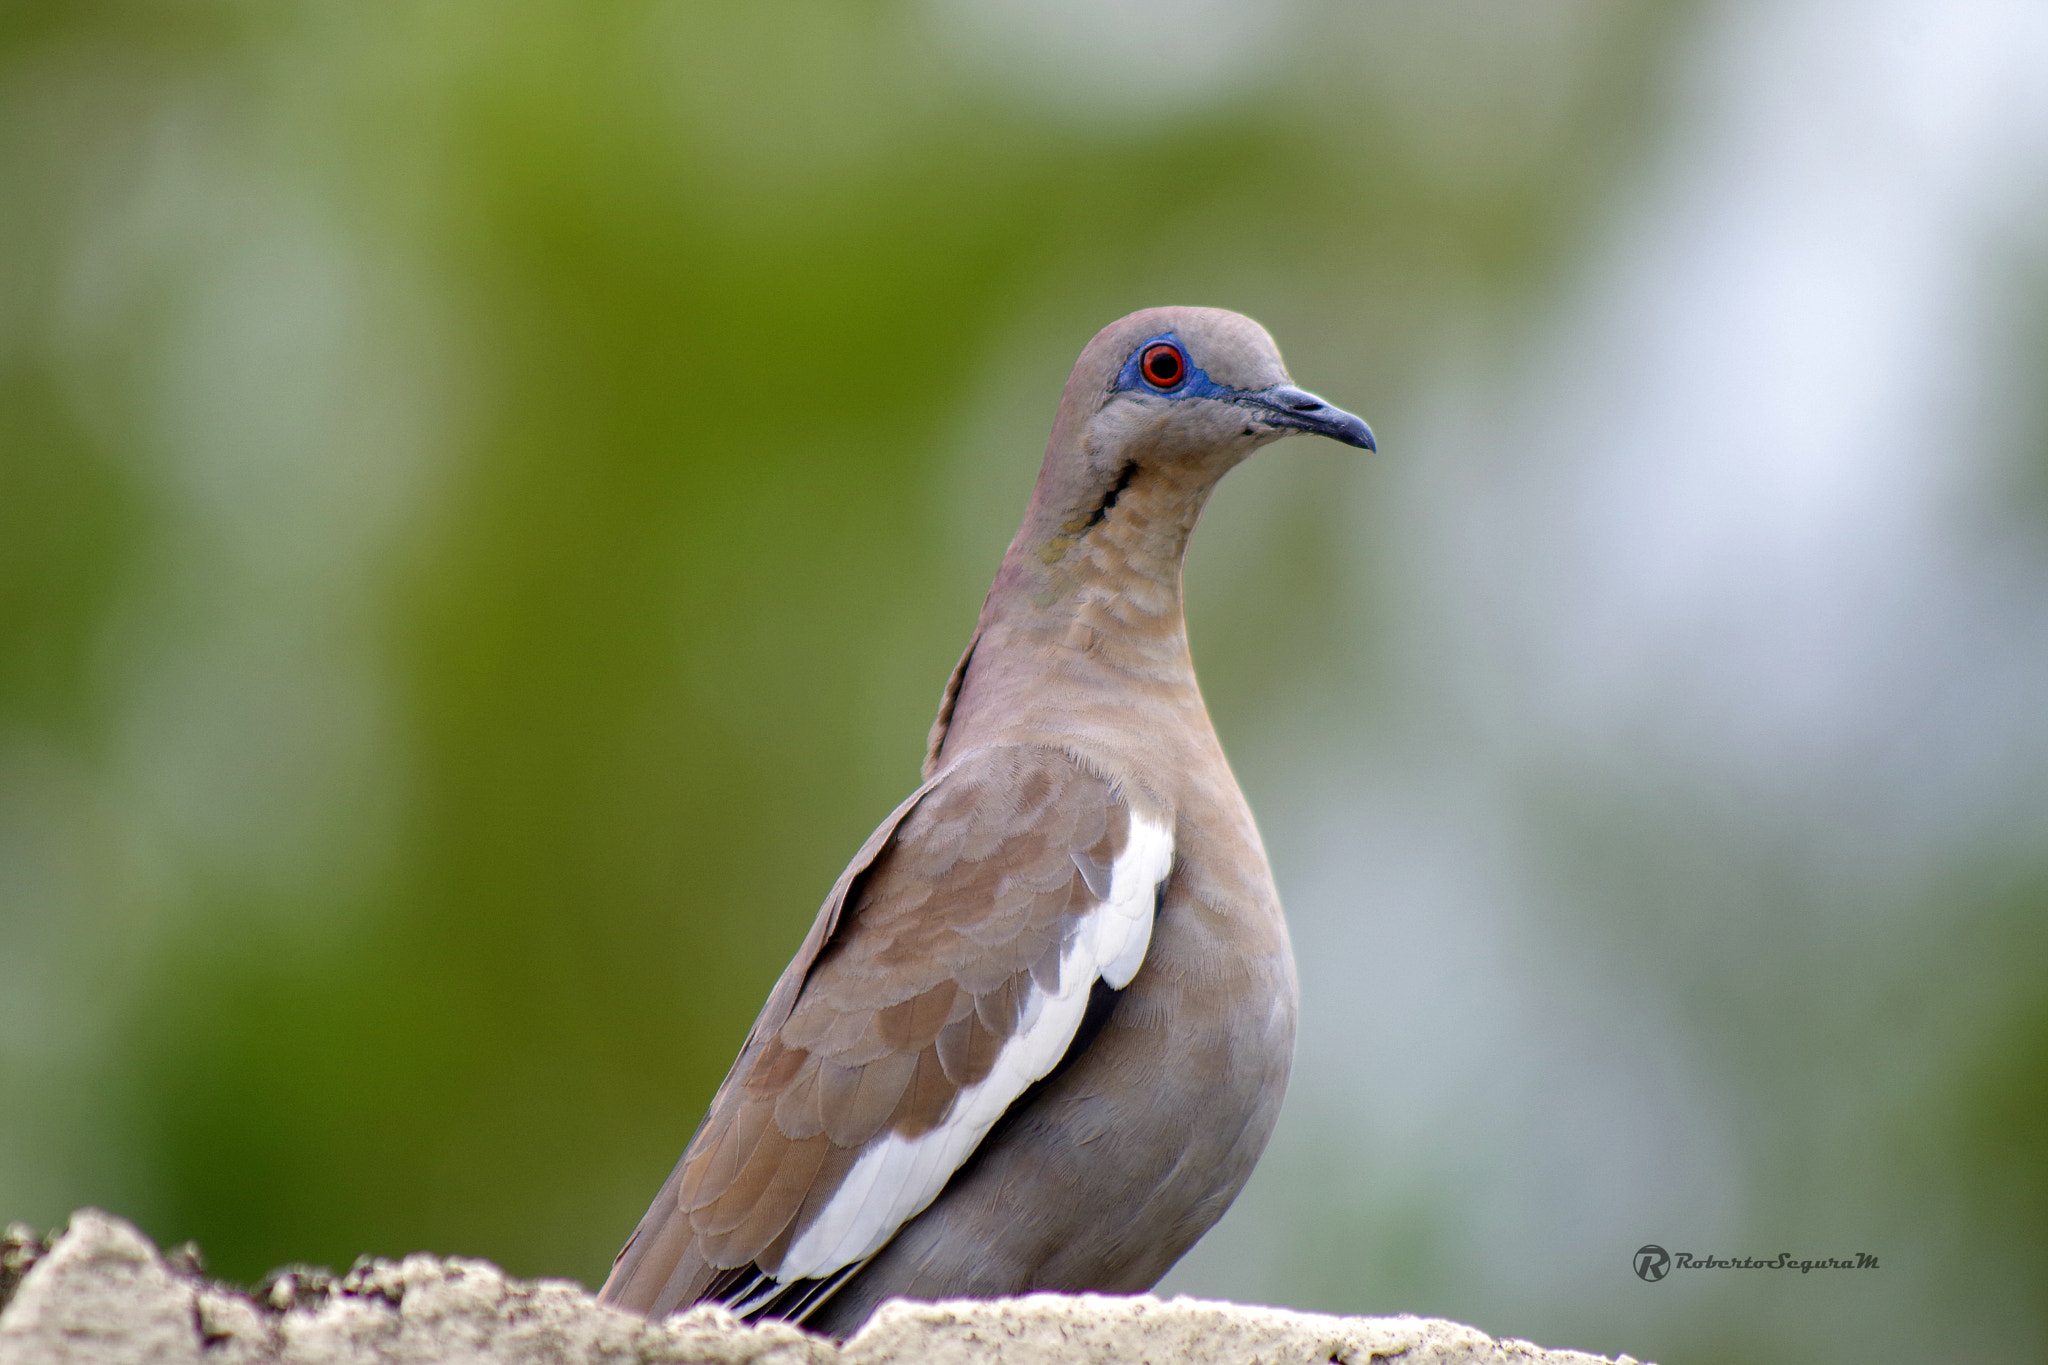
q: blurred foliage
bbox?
[0,0,1668,1281]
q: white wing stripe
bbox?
[1099,814,1171,990]
[771,810,1174,1282]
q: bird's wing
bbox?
[599,743,1174,1321]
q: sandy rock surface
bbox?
[0,1210,1643,1365]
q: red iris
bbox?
[1140,343,1185,390]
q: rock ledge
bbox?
[0,1210,1643,1365]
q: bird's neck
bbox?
[935,456,1231,768]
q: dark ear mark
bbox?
[1082,463,1137,533]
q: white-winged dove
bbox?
[599,307,1374,1336]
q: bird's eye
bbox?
[1140,343,1186,390]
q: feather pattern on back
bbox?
[600,743,1172,1319]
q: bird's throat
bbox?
[933,461,1222,766]
[1013,460,1211,633]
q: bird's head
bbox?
[1062,306,1374,475]
[1005,306,1375,587]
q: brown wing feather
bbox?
[598,743,1141,1318]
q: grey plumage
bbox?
[599,307,1374,1337]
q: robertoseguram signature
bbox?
[1632,1245,1879,1282]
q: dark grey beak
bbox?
[1246,384,1376,451]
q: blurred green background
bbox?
[5,2,2047,1362]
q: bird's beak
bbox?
[1244,384,1376,451]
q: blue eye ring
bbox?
[1139,342,1186,390]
